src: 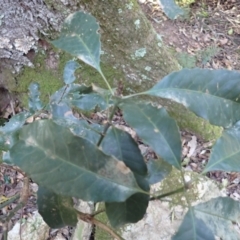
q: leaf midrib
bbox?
[132,105,181,169]
[21,137,141,193]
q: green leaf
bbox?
[10,120,142,202]
[146,158,172,185]
[0,112,29,133]
[0,112,30,151]
[203,121,240,172]
[101,126,147,176]
[175,197,240,240]
[50,102,103,144]
[51,11,101,71]
[146,68,240,128]
[121,102,182,169]
[67,92,108,111]
[173,209,215,240]
[63,60,80,84]
[37,187,77,228]
[159,0,186,20]
[50,84,91,104]
[105,174,149,228]
[50,84,107,111]
[194,197,240,240]
[28,83,43,113]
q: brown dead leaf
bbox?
[187,136,197,158]
[219,38,228,45]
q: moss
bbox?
[157,168,200,207]
[12,44,124,108]
[95,207,113,240]
[14,52,64,107]
[166,100,222,141]
[76,62,124,90]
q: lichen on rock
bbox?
[0,0,62,67]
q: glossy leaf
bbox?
[51,11,101,71]
[105,174,149,228]
[63,60,80,84]
[159,0,186,19]
[121,102,182,169]
[146,68,240,128]
[173,209,215,240]
[146,158,172,185]
[203,121,240,173]
[28,83,43,113]
[101,126,147,176]
[194,197,240,240]
[37,187,77,228]
[10,120,142,202]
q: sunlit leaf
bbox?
[175,197,240,240]
[173,209,215,240]
[146,68,240,128]
[203,121,240,173]
[10,120,143,202]
[37,187,77,228]
[63,60,80,84]
[51,11,101,71]
[121,102,182,169]
[194,197,240,240]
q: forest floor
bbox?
[139,0,240,198]
[141,0,240,70]
[0,1,240,239]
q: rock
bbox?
[8,211,50,240]
[120,170,225,240]
[72,200,94,240]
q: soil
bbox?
[138,0,240,201]
[1,1,240,239]
[141,0,240,70]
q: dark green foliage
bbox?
[2,11,240,240]
[37,187,78,228]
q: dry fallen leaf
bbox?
[187,136,197,158]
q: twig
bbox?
[150,186,185,201]
[77,211,124,240]
[97,104,118,147]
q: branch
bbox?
[77,211,125,240]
